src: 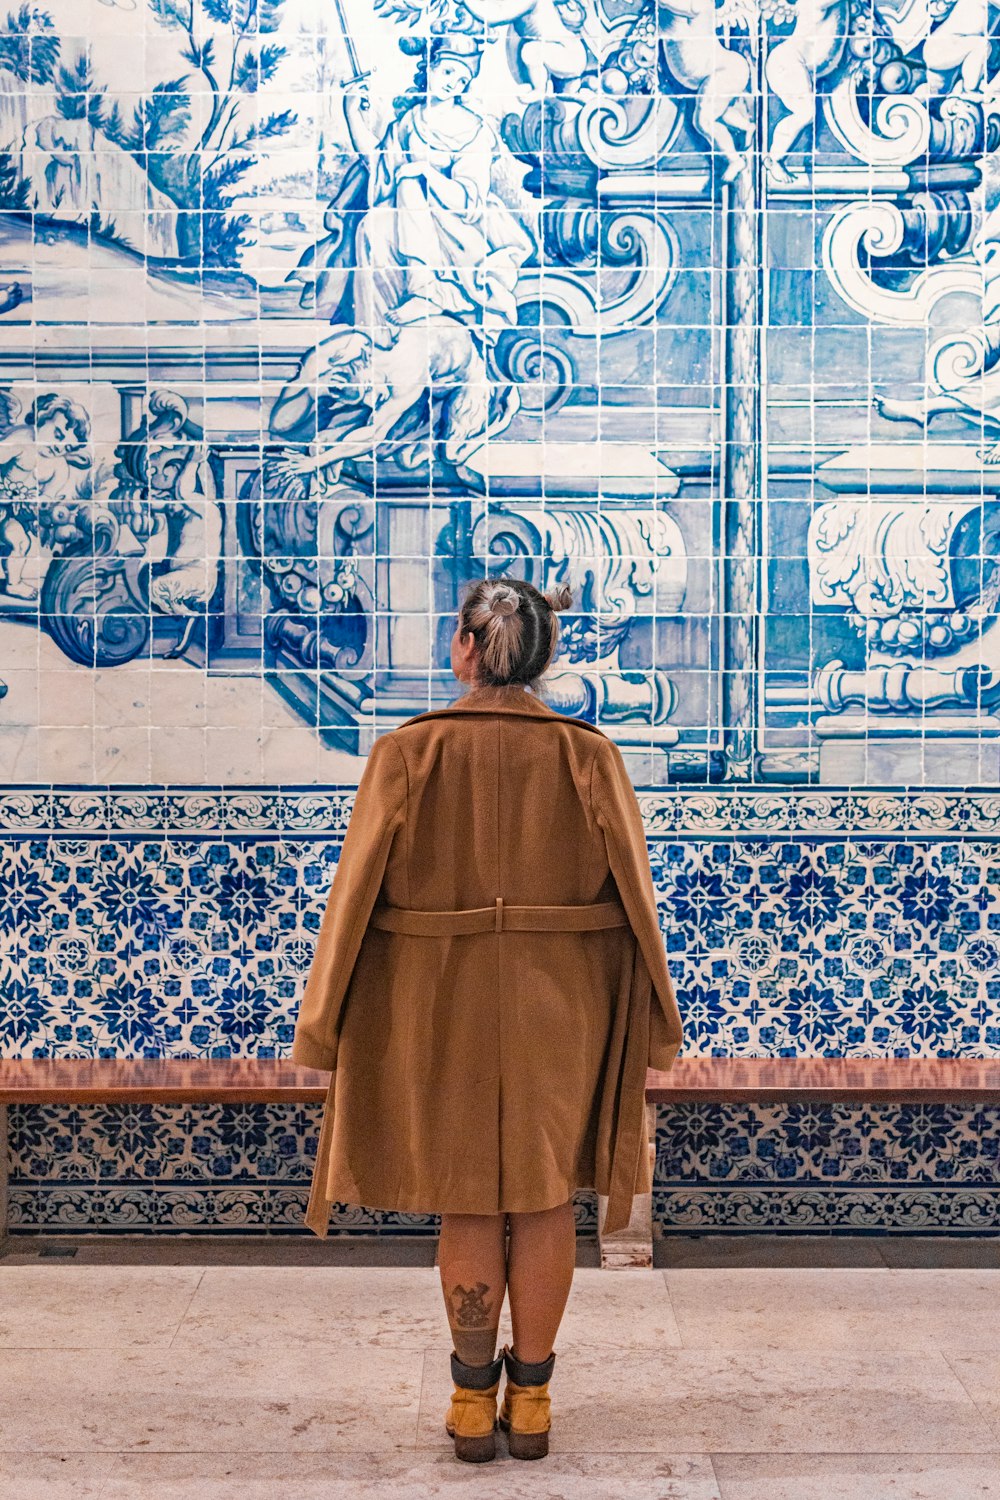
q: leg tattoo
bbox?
[448,1281,498,1366]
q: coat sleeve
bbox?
[291,733,408,1071]
[590,734,683,1071]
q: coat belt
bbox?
[369,897,628,936]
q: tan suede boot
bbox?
[444,1350,503,1463]
[498,1345,556,1460]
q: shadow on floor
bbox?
[3,1234,1000,1267]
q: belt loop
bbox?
[495,896,503,932]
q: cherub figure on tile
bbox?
[657,0,754,183]
[0,390,92,602]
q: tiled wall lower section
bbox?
[9,1100,999,1237]
[7,788,1000,1062]
[5,787,1000,1235]
[654,1103,1000,1236]
[5,1102,597,1237]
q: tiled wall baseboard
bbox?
[8,1101,1000,1237]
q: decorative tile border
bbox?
[638,790,1000,839]
[7,1187,601,1237]
[0,790,356,837]
[4,786,1000,837]
[653,1189,1000,1234]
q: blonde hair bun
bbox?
[488,582,520,617]
[544,584,573,612]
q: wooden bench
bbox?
[4,1058,1000,1265]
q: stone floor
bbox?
[3,1237,1000,1498]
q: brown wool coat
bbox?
[292,683,683,1236]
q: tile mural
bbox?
[3,0,1000,1231]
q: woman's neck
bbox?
[463,680,529,696]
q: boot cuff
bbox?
[451,1350,504,1389]
[504,1346,556,1385]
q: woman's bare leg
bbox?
[506,1199,576,1363]
[438,1212,508,1366]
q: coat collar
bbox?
[397,684,604,735]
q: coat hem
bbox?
[306,1182,591,1226]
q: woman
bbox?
[292,576,683,1463]
[289,32,533,346]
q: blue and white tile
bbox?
[3,0,1000,1237]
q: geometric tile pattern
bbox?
[6,1102,598,1235]
[1,835,334,1059]
[654,1103,1000,1235]
[5,801,1000,1061]
[6,788,1000,1233]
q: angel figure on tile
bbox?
[764,0,850,182]
[458,0,593,97]
[919,0,992,98]
[657,0,755,183]
[111,391,221,659]
[0,391,92,602]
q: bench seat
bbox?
[0,1058,333,1105]
[644,1057,1000,1104]
[5,1056,1000,1105]
[4,1057,1000,1263]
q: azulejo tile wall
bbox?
[2,0,1000,1232]
[6,790,1000,1233]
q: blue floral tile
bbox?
[5,790,1000,1234]
[654,1103,1000,1234]
[7,1102,599,1235]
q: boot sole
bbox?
[499,1416,549,1460]
[452,1430,497,1463]
[446,1421,497,1463]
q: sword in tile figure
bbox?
[329,0,372,86]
